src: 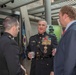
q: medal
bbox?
[36,51,40,58]
[44,46,48,53]
[42,36,51,53]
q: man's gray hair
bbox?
[38,19,47,25]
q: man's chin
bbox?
[39,32,44,34]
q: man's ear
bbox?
[12,25,16,31]
[63,14,68,19]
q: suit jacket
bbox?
[26,32,58,75]
[54,22,76,75]
[0,32,25,75]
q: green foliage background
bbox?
[46,25,62,42]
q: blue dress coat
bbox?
[0,32,25,75]
[26,32,57,75]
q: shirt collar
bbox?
[3,32,14,40]
[38,32,46,36]
[65,20,76,31]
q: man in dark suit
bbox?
[54,5,76,75]
[26,20,58,75]
[0,16,26,75]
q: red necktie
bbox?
[63,30,66,35]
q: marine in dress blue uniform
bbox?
[0,16,25,75]
[26,32,57,75]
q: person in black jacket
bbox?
[0,16,26,75]
[26,20,58,75]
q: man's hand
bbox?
[28,52,35,59]
[21,65,26,74]
[50,71,54,75]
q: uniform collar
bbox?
[3,32,14,39]
[38,32,46,36]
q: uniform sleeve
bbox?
[51,35,58,71]
[26,37,32,59]
[52,35,58,49]
[4,42,25,75]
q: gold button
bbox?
[42,34,44,35]
[37,52,39,54]
[47,64,49,66]
[40,37,41,39]
[38,42,40,44]
[41,58,43,60]
[37,45,39,47]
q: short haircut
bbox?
[60,5,76,20]
[38,19,47,25]
[3,16,19,30]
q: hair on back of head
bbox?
[3,16,19,30]
[60,5,76,20]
